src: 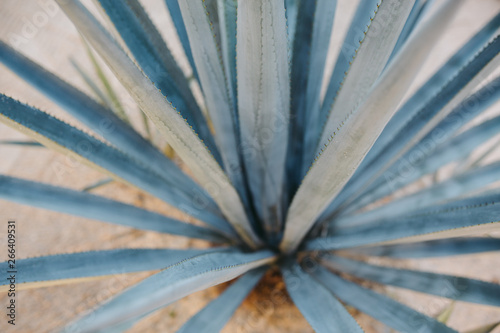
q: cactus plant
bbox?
[1,0,500,332]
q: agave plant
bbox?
[2,0,500,331]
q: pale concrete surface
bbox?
[0,0,499,332]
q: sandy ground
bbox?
[0,0,500,332]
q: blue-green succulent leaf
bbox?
[336,161,500,227]
[364,11,500,173]
[320,255,500,307]
[287,0,336,194]
[0,248,213,291]
[315,0,415,158]
[0,94,234,235]
[322,74,500,221]
[315,0,381,146]
[236,0,290,237]
[0,175,227,242]
[217,0,239,133]
[311,264,458,333]
[306,191,500,251]
[57,0,261,248]
[0,40,213,203]
[64,250,276,333]
[335,18,500,215]
[344,113,500,216]
[176,266,267,333]
[349,238,500,259]
[281,0,462,254]
[164,0,199,82]
[96,0,221,164]
[389,0,435,60]
[282,260,363,333]
[177,0,252,214]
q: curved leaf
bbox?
[63,249,276,332]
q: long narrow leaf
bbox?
[309,0,381,156]
[236,0,290,236]
[336,161,500,227]
[0,41,211,202]
[388,0,435,60]
[217,0,238,133]
[281,0,463,254]
[322,74,500,221]
[287,0,337,193]
[306,192,500,251]
[164,0,199,82]
[176,266,267,333]
[320,254,500,307]
[64,249,276,332]
[177,0,252,215]
[337,28,500,215]
[349,238,500,259]
[282,260,363,333]
[0,95,233,235]
[56,0,261,248]
[315,0,415,156]
[343,113,500,217]
[311,264,457,333]
[0,175,227,242]
[362,11,500,176]
[96,0,220,163]
[0,248,212,291]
